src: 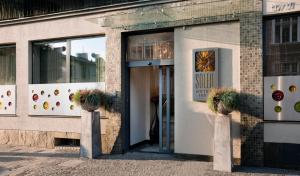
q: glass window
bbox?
[127,32,174,61]
[32,36,106,84]
[32,41,67,84]
[264,16,300,76]
[0,45,16,85]
[70,37,106,83]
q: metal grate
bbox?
[0,0,143,21]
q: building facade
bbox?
[0,0,298,169]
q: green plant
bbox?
[207,88,239,115]
[74,89,116,112]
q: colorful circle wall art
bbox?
[32,94,39,102]
[43,102,49,110]
[33,105,37,110]
[54,89,59,96]
[70,105,74,110]
[1,95,3,98]
[274,106,282,113]
[69,93,74,102]
[56,101,60,107]
[270,84,276,91]
[295,102,300,113]
[41,90,45,95]
[68,89,71,93]
[48,94,51,98]
[0,102,2,109]
[52,107,55,111]
[6,90,11,97]
[272,90,284,101]
[289,85,297,93]
[8,102,12,106]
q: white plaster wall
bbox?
[174,22,241,156]
[265,123,300,144]
[0,13,106,133]
[130,68,151,145]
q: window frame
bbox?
[272,16,300,44]
[31,35,106,84]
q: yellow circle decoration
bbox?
[270,84,276,91]
[289,85,297,93]
[43,102,49,110]
[33,105,37,110]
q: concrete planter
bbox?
[80,110,101,159]
[213,114,232,172]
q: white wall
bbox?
[265,123,300,144]
[174,22,241,157]
[0,13,106,133]
[130,68,151,145]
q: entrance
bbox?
[129,65,174,153]
[126,31,174,153]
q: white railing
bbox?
[0,85,16,115]
[28,82,105,116]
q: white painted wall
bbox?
[174,22,241,157]
[130,68,151,145]
[265,123,300,144]
[0,13,106,133]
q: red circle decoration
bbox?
[32,94,39,102]
[8,102,12,106]
[6,91,11,97]
[56,101,60,107]
[272,90,284,101]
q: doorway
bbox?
[125,31,175,153]
[129,65,174,153]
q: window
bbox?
[127,32,174,61]
[264,15,300,76]
[32,36,106,84]
[272,16,299,44]
[0,45,16,85]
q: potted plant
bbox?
[207,88,239,172]
[74,89,103,159]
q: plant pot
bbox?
[213,114,233,172]
[80,110,101,159]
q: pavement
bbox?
[1,145,300,176]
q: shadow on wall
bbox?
[239,92,264,166]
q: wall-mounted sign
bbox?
[264,0,300,15]
[193,48,218,101]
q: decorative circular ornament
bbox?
[289,85,297,93]
[68,89,71,93]
[69,93,74,102]
[43,102,49,110]
[41,90,45,95]
[270,84,276,91]
[54,89,59,96]
[52,107,55,111]
[70,105,74,110]
[6,90,11,97]
[33,105,37,110]
[0,102,2,109]
[32,94,39,102]
[272,90,284,101]
[274,106,282,113]
[1,95,3,98]
[8,102,12,106]
[32,90,34,93]
[4,107,7,110]
[295,102,300,113]
[56,101,60,107]
[48,94,51,98]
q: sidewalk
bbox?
[0,145,300,176]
